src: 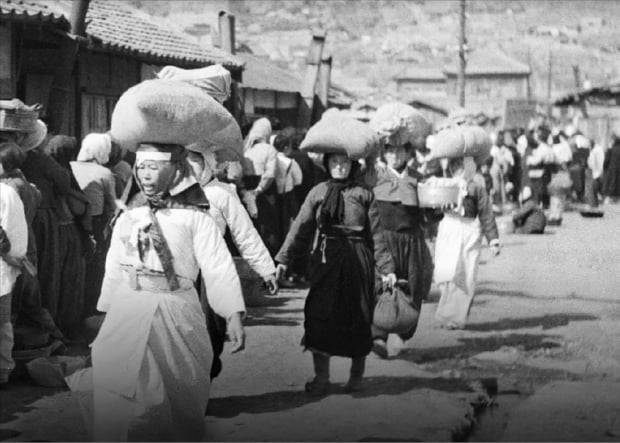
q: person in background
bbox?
[272,133,303,286]
[512,186,546,234]
[275,153,396,394]
[0,141,63,341]
[587,139,605,206]
[19,121,73,325]
[548,131,573,226]
[70,133,117,317]
[569,134,591,203]
[489,131,515,210]
[526,126,554,208]
[602,137,620,204]
[0,183,28,388]
[186,142,277,380]
[46,135,91,339]
[242,118,280,255]
[434,156,500,330]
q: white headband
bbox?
[135,151,172,163]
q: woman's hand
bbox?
[227,312,245,354]
[263,273,279,295]
[275,263,288,282]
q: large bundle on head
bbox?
[299,109,381,160]
[110,79,240,159]
[428,125,491,164]
[369,102,431,149]
[156,64,231,104]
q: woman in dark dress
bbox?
[275,153,395,393]
[371,143,435,358]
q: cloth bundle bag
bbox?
[429,125,491,164]
[299,109,381,160]
[369,102,431,149]
[155,66,243,161]
[373,283,419,334]
[110,79,238,154]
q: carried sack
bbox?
[299,109,381,160]
[429,125,491,164]
[373,283,419,334]
[369,102,431,149]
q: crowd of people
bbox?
[2,83,620,440]
[484,124,620,232]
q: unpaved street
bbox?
[2,204,620,442]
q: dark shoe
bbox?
[372,339,388,359]
[547,218,562,226]
[304,378,330,394]
[344,377,363,393]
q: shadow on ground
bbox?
[206,375,473,418]
[246,297,303,327]
[465,313,597,332]
[398,333,562,364]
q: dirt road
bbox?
[1,204,620,441]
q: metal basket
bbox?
[417,184,460,208]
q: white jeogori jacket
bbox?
[203,178,276,278]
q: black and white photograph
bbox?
[1,0,620,441]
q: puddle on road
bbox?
[466,393,524,442]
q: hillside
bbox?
[130,0,620,102]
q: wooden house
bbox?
[0,0,244,140]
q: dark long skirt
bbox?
[11,227,62,338]
[304,236,374,358]
[32,208,60,319]
[372,229,434,341]
[84,215,109,316]
[56,222,85,336]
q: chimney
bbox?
[298,31,326,128]
[70,0,90,36]
[218,11,235,54]
[316,56,332,107]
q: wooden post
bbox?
[547,50,553,115]
[457,0,467,108]
[298,32,326,129]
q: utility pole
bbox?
[547,50,553,114]
[457,0,467,108]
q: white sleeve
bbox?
[192,211,245,319]
[1,185,27,258]
[222,192,276,278]
[97,213,126,312]
[290,160,303,187]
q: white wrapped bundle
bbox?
[156,64,231,104]
[299,109,381,160]
[369,102,431,148]
[428,125,491,163]
[110,79,236,152]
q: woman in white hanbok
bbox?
[67,143,245,442]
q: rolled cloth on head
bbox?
[299,109,381,160]
[428,125,491,164]
[110,79,235,152]
[156,64,231,104]
[369,102,431,149]
[78,133,112,164]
